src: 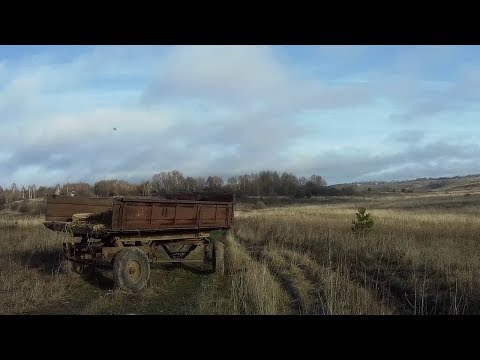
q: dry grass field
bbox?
[1,191,479,315]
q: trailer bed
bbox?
[44,194,234,236]
[44,194,232,291]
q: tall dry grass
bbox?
[195,233,291,315]
[0,214,234,315]
[0,215,72,314]
[207,233,291,315]
[233,201,480,314]
[3,193,479,315]
[265,246,392,314]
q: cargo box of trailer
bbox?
[43,194,234,292]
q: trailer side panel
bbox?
[112,199,233,232]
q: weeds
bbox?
[1,193,480,315]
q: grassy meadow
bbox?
[1,191,479,315]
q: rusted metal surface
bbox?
[46,195,230,279]
[45,195,113,222]
[112,198,233,232]
[44,194,234,236]
[113,232,210,243]
[65,235,211,264]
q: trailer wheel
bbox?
[213,242,225,275]
[113,248,150,292]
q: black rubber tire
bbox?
[113,248,150,292]
[213,242,225,275]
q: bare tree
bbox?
[280,172,299,196]
[185,177,198,191]
[140,181,151,196]
[227,176,240,192]
[151,170,186,194]
[206,176,224,189]
[309,174,327,187]
[151,173,168,194]
[195,177,206,189]
[298,177,307,186]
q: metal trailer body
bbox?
[43,194,233,291]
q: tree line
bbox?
[0,170,358,207]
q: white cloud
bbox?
[2,45,480,187]
[142,45,376,112]
[143,45,290,106]
[40,108,174,140]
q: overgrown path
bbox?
[235,235,327,315]
[261,249,327,314]
[236,233,392,315]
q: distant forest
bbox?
[0,170,359,206]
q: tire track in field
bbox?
[236,234,326,315]
[275,248,393,315]
[274,249,329,314]
[261,249,328,315]
[236,232,393,315]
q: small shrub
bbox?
[294,189,305,198]
[32,201,47,215]
[255,201,266,209]
[18,200,30,214]
[352,207,374,235]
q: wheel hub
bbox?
[127,259,142,282]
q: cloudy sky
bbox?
[1,45,480,187]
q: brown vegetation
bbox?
[1,192,479,314]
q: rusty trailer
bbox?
[44,194,234,292]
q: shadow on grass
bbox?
[13,247,216,294]
[82,269,115,290]
[11,248,114,290]
[152,263,215,275]
[12,248,64,276]
[86,263,214,292]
